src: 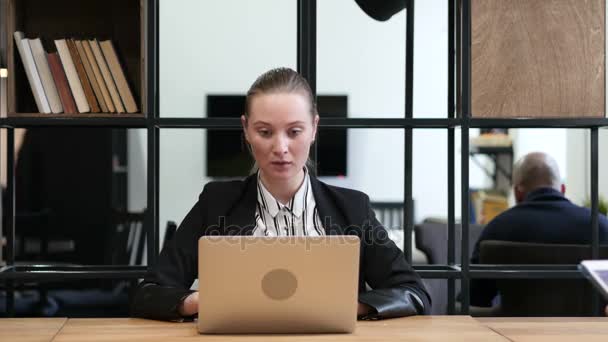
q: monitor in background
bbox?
[206,95,348,178]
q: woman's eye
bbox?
[258,130,270,137]
[289,129,302,136]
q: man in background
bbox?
[469,152,608,307]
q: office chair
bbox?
[414,220,485,314]
[371,202,404,231]
[47,209,147,317]
[107,210,147,266]
[480,240,608,316]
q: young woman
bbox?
[131,68,431,321]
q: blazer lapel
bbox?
[309,176,347,235]
[223,175,257,236]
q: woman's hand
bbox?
[357,302,373,316]
[178,292,199,317]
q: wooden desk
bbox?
[51,316,507,341]
[0,317,67,342]
[479,317,608,342]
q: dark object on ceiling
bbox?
[354,0,406,21]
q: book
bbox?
[0,68,7,118]
[54,39,90,113]
[470,190,508,225]
[13,32,51,113]
[82,40,115,113]
[66,39,99,113]
[47,52,77,114]
[99,40,138,113]
[28,38,63,114]
[74,40,108,113]
[90,39,124,113]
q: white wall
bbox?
[129,0,573,245]
[566,130,589,206]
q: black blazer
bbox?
[131,174,431,321]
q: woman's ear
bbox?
[241,115,249,142]
[312,114,320,142]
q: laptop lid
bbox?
[197,235,360,334]
[579,260,608,300]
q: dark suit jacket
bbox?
[131,174,431,321]
[469,187,608,307]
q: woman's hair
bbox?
[243,67,318,174]
[244,67,317,118]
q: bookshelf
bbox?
[4,0,146,118]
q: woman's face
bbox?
[242,92,318,183]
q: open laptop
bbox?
[579,260,608,300]
[197,235,360,334]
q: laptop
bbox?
[579,260,608,300]
[197,235,360,334]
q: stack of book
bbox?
[13,31,138,114]
[470,189,509,225]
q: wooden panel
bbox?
[479,317,608,342]
[472,0,605,118]
[0,317,67,342]
[52,316,508,341]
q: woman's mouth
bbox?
[271,161,292,166]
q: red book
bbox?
[47,52,77,114]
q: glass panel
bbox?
[465,128,582,317]
[413,0,448,118]
[318,0,448,118]
[317,0,405,118]
[11,128,147,266]
[159,0,297,117]
[160,127,408,251]
[318,128,406,253]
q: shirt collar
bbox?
[257,168,310,219]
[524,187,567,202]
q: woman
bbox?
[131,68,431,321]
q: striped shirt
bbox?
[252,169,325,237]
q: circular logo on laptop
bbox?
[262,269,298,300]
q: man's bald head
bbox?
[512,152,562,200]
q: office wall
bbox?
[129,0,571,244]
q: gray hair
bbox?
[512,152,561,192]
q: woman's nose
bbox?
[272,135,289,154]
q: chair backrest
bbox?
[108,210,146,266]
[14,209,52,259]
[371,202,404,230]
[415,220,485,264]
[414,220,484,314]
[480,240,608,316]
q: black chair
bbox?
[480,240,608,316]
[107,210,147,266]
[370,202,404,231]
[47,210,147,317]
[414,220,485,314]
[2,209,147,317]
[13,209,77,261]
